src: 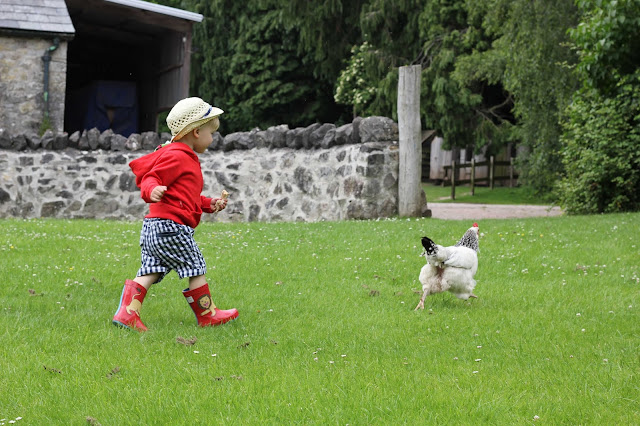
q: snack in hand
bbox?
[214,190,229,210]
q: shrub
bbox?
[557,74,640,214]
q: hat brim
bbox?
[171,107,224,142]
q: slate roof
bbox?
[0,0,75,35]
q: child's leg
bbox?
[188,275,207,290]
[182,274,238,327]
[134,273,162,290]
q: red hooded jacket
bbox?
[129,142,214,228]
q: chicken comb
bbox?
[473,222,478,228]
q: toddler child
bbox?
[112,97,238,331]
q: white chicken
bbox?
[414,223,480,310]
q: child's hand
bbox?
[212,198,227,212]
[212,190,229,212]
[150,186,167,202]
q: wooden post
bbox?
[397,65,423,216]
[470,158,475,196]
[509,157,514,188]
[451,160,456,200]
[489,155,495,190]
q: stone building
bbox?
[0,0,74,135]
[0,0,202,137]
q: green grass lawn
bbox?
[423,182,549,205]
[1,214,639,424]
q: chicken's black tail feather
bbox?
[421,237,438,255]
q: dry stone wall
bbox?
[0,117,400,223]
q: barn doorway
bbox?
[63,0,200,136]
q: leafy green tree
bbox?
[334,41,379,117]
[333,1,579,196]
[338,0,512,155]
[457,0,579,196]
[569,0,640,95]
[558,0,640,214]
[558,77,640,214]
[349,0,423,119]
[418,0,508,154]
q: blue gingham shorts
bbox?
[137,218,207,283]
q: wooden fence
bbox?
[442,156,518,200]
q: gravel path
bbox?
[427,203,563,220]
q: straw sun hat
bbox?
[167,97,223,142]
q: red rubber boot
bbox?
[112,280,148,331]
[183,283,238,327]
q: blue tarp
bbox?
[67,80,138,137]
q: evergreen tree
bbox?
[158,0,350,132]
[282,0,367,82]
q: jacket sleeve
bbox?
[201,195,214,213]
[137,153,182,202]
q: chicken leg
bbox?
[414,289,429,310]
